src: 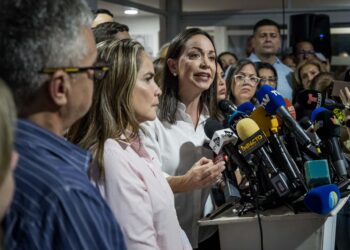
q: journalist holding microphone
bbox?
[141,28,225,249]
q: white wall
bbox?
[117,16,160,58]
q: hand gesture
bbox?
[183,157,225,190]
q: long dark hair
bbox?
[159,28,218,124]
[255,61,278,88]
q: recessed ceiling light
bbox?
[124,9,138,15]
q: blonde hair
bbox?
[0,79,16,185]
[294,58,327,90]
[67,39,144,178]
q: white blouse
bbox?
[141,102,217,248]
[91,138,191,250]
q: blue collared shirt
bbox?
[249,53,294,101]
[3,119,126,250]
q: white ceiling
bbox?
[98,1,155,17]
[99,0,350,17]
[182,0,349,12]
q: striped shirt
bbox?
[3,119,126,250]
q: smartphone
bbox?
[330,80,350,98]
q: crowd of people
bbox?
[0,0,350,250]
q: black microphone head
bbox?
[295,89,324,121]
[295,89,323,110]
[204,118,224,139]
[218,99,236,114]
[313,108,341,139]
[299,116,313,131]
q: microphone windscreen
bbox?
[237,101,255,114]
[227,110,248,127]
[304,160,331,188]
[295,89,323,110]
[310,107,328,123]
[236,118,260,140]
[250,106,273,137]
[299,116,313,131]
[284,98,297,119]
[333,108,345,126]
[204,118,224,139]
[304,184,340,215]
[218,99,236,114]
[256,85,286,114]
[312,108,341,139]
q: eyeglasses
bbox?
[39,64,110,81]
[234,74,260,85]
[260,77,277,84]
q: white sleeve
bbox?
[140,119,163,169]
[181,229,193,250]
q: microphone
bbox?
[237,101,255,115]
[218,99,238,114]
[294,89,323,110]
[204,118,241,203]
[250,105,278,137]
[284,98,297,120]
[310,107,327,123]
[311,107,348,178]
[280,95,321,165]
[236,118,290,197]
[218,99,248,129]
[295,89,349,123]
[304,160,331,188]
[205,124,238,155]
[299,116,314,132]
[256,85,312,148]
[304,184,340,215]
[299,116,321,148]
[248,106,307,191]
[293,89,323,121]
[295,89,350,110]
[204,118,258,196]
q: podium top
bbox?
[199,196,349,226]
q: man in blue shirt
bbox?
[0,0,126,249]
[249,19,294,101]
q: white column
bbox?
[213,26,228,54]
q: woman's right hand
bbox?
[167,157,225,193]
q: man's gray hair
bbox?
[0,0,92,108]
